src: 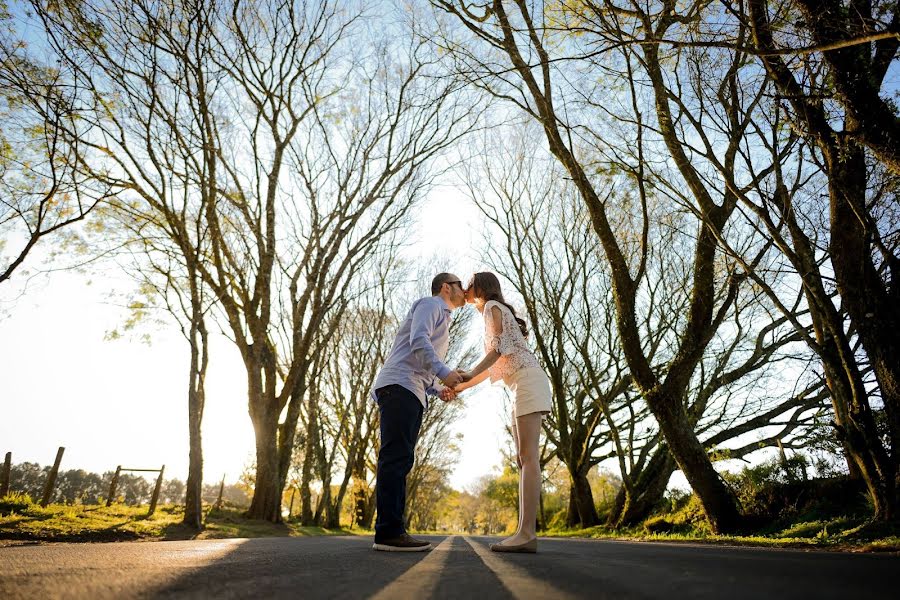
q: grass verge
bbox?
[0,498,361,545]
[3,495,897,552]
[540,517,900,552]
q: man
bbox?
[371,272,467,551]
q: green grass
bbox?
[0,496,361,544]
[3,493,897,552]
[539,516,900,552]
[198,507,359,540]
[0,500,182,543]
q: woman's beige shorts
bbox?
[506,367,552,418]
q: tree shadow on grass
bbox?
[161,508,357,541]
[0,520,143,544]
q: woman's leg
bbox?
[503,411,542,545]
[510,408,523,536]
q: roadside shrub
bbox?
[0,492,34,515]
[723,455,868,523]
[544,506,569,530]
[670,494,710,532]
[724,455,808,514]
[662,488,692,513]
[643,493,709,534]
[643,516,675,534]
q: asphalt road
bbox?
[1,535,896,599]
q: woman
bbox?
[445,271,551,553]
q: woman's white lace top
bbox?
[483,300,541,383]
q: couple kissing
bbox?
[371,272,551,554]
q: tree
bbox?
[28,0,229,528]
[464,122,825,528]
[748,0,899,518]
[461,133,637,527]
[31,0,479,523]
[766,0,900,175]
[0,7,106,286]
[433,0,756,532]
[305,297,394,527]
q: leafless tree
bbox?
[31,0,480,523]
[26,0,232,527]
[297,267,397,527]
[463,124,825,527]
[748,0,899,518]
[751,0,900,175]
[431,0,775,531]
[460,133,637,526]
[0,18,107,286]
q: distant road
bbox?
[1,534,896,599]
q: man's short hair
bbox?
[431,273,454,295]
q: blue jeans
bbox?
[374,385,423,541]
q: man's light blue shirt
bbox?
[373,296,452,408]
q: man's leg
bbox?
[374,385,423,542]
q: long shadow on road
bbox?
[147,535,448,599]
[508,537,899,600]
[3,534,897,599]
[75,535,900,599]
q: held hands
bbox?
[441,369,462,388]
[439,386,457,403]
[441,368,468,388]
[438,369,473,403]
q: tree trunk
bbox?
[299,399,318,525]
[570,469,600,528]
[277,371,308,497]
[314,464,331,526]
[565,486,580,528]
[650,392,741,533]
[184,394,205,528]
[608,446,677,528]
[351,451,373,529]
[608,485,627,528]
[821,351,897,520]
[356,491,375,529]
[183,282,208,529]
[246,407,282,522]
[329,446,358,530]
[826,143,899,518]
[747,0,899,523]
[537,490,546,532]
[183,344,206,527]
[325,502,340,529]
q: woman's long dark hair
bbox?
[468,272,528,337]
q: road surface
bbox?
[1,534,896,599]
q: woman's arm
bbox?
[458,306,505,389]
[465,348,501,381]
[454,366,492,392]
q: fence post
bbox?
[106,466,122,507]
[148,465,165,516]
[1,452,11,497]
[215,474,225,510]
[40,447,65,507]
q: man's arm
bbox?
[409,300,452,381]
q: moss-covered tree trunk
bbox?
[567,469,600,528]
[608,447,677,528]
